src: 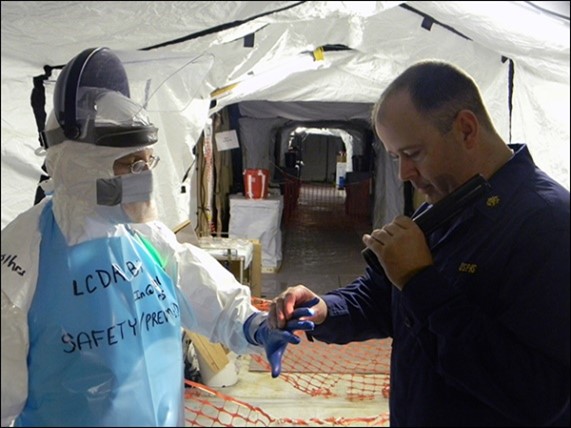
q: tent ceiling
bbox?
[1,1,569,229]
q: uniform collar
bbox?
[423,144,535,246]
[475,143,535,223]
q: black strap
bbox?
[31,66,55,204]
[31,66,57,148]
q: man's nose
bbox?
[398,157,417,181]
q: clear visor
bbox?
[112,48,214,114]
[79,89,159,147]
[49,48,214,147]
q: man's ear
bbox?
[455,109,478,149]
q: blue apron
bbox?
[16,201,184,427]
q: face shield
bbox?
[44,89,159,148]
[44,46,214,148]
[40,47,214,242]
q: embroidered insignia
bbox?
[486,195,500,207]
[458,262,478,274]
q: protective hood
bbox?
[42,139,154,245]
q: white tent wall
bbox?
[511,64,570,184]
[1,1,569,231]
[217,5,513,229]
[151,100,212,229]
[236,100,372,183]
[411,1,570,190]
[374,139,404,228]
[237,102,372,170]
[237,116,287,172]
[1,57,45,228]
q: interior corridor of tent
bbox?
[261,179,372,298]
[184,178,391,427]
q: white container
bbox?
[196,351,238,388]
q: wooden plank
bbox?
[173,219,200,246]
[250,239,262,297]
[184,330,229,373]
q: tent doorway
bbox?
[274,121,375,228]
[290,129,346,183]
[265,121,374,297]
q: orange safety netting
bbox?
[184,379,390,427]
[183,298,391,427]
[184,380,273,427]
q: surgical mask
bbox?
[96,169,154,206]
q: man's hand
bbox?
[362,215,432,290]
[269,285,325,329]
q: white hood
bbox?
[42,141,152,245]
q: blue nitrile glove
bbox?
[243,306,315,378]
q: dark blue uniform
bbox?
[311,144,570,426]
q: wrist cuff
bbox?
[243,311,266,345]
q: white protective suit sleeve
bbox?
[1,200,46,427]
[132,221,262,355]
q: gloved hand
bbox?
[244,305,315,378]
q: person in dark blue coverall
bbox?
[269,60,570,427]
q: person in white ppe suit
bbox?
[0,47,314,427]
